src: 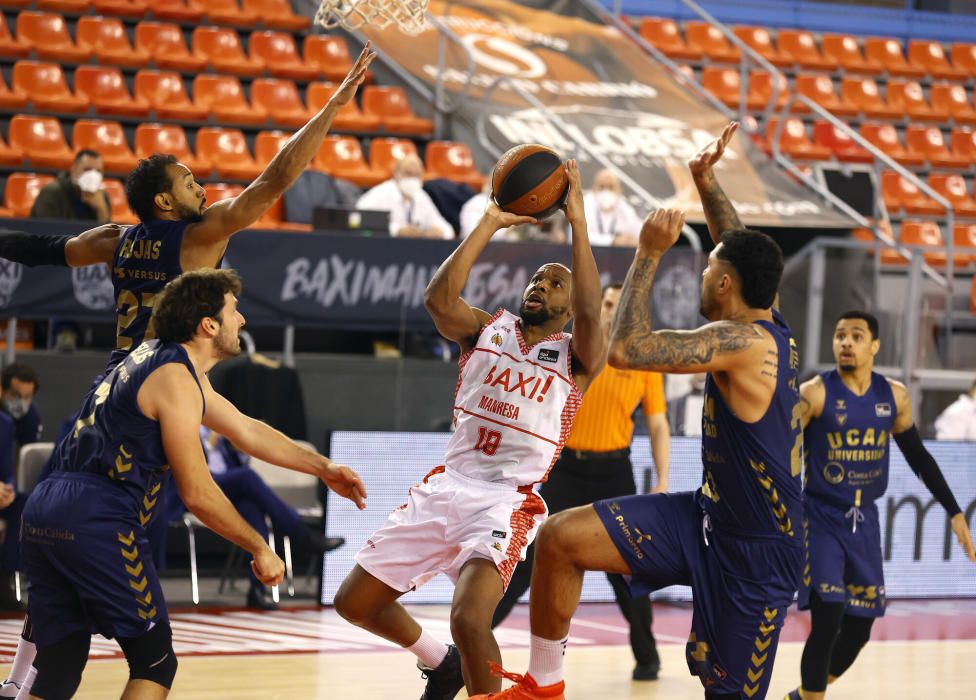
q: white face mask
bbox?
[76,169,103,193]
[397,177,423,199]
[595,190,619,211]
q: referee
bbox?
[491,282,670,681]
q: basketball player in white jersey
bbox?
[334,161,604,699]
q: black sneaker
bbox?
[418,644,464,700]
[632,659,660,681]
[245,584,279,611]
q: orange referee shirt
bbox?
[564,365,666,452]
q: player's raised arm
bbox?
[0,222,124,268]
[689,121,744,246]
[798,375,826,430]
[423,199,536,351]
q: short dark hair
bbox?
[125,154,177,223]
[151,269,242,344]
[715,229,783,309]
[836,309,879,339]
[1,363,38,392]
[74,149,101,164]
[603,281,624,294]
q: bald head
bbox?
[592,169,622,194]
[394,154,424,179]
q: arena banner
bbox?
[0,227,704,330]
[322,433,976,605]
[361,0,854,229]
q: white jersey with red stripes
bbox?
[444,309,583,488]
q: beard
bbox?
[838,360,857,373]
[519,302,549,326]
[214,328,242,359]
[176,200,205,223]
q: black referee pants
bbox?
[491,450,659,666]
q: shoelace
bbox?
[488,662,534,687]
[845,505,865,534]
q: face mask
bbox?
[2,397,29,420]
[595,190,619,211]
[76,169,103,194]
[398,177,423,199]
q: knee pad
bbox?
[118,620,178,689]
[32,632,90,700]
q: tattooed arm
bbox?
[689,121,743,246]
[798,375,825,429]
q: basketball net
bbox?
[314,0,429,35]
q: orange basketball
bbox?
[490,144,569,219]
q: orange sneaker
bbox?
[467,663,566,699]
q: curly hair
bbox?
[151,269,243,344]
[715,229,784,309]
[125,154,177,223]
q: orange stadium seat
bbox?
[425,141,484,190]
[952,224,976,264]
[777,29,838,71]
[685,21,740,63]
[76,16,150,68]
[812,121,873,163]
[249,31,319,80]
[929,173,976,217]
[950,127,976,161]
[750,71,790,109]
[0,72,28,110]
[794,74,858,116]
[701,67,777,111]
[135,22,207,72]
[950,43,976,79]
[9,115,74,169]
[886,80,944,121]
[149,0,205,22]
[16,12,92,63]
[0,132,22,166]
[74,65,151,117]
[204,0,258,27]
[880,171,943,215]
[203,182,243,205]
[908,40,968,80]
[102,177,137,223]
[313,135,385,188]
[195,127,263,180]
[93,0,149,17]
[363,86,433,135]
[638,18,703,61]
[251,79,310,128]
[840,77,901,119]
[252,197,311,231]
[765,118,832,160]
[905,125,969,168]
[306,81,381,131]
[243,0,311,31]
[72,119,139,174]
[4,173,54,218]
[303,35,370,83]
[13,61,89,113]
[900,220,966,267]
[192,26,264,76]
[930,83,976,126]
[860,122,925,166]
[369,137,418,179]
[254,129,290,168]
[864,37,926,78]
[134,70,208,121]
[822,34,883,74]
[133,123,212,177]
[193,74,268,125]
[0,14,30,59]
[36,0,89,11]
[733,25,790,67]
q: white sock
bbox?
[407,630,449,670]
[527,634,567,687]
[3,636,35,688]
[13,667,35,700]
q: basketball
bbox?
[490,144,569,220]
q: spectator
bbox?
[934,379,976,441]
[356,155,453,239]
[460,183,508,241]
[582,168,642,247]
[29,150,111,223]
[0,363,41,447]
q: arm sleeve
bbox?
[0,229,70,267]
[641,372,666,416]
[893,425,962,516]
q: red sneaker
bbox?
[467,663,566,699]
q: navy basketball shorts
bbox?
[595,491,801,698]
[797,496,886,618]
[22,473,168,649]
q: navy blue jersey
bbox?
[108,220,187,369]
[699,309,803,541]
[51,340,203,517]
[805,370,896,508]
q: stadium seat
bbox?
[900,220,965,267]
[135,22,207,72]
[249,31,319,80]
[685,21,739,63]
[885,80,944,121]
[72,119,139,174]
[133,123,211,177]
[304,35,371,83]
[4,173,54,218]
[254,129,290,168]
[750,71,790,109]
[74,65,151,117]
[880,171,944,215]
[35,0,89,12]
[362,86,433,135]
[252,196,311,231]
[425,141,484,190]
[8,115,74,169]
[0,132,22,166]
[16,12,92,63]
[368,137,419,179]
[929,173,976,217]
[134,70,207,121]
[0,72,28,110]
[102,177,137,223]
[13,61,89,113]
[149,0,205,22]
[195,127,263,180]
[192,26,264,76]
[193,74,268,125]
[864,37,926,78]
[204,0,258,26]
[952,224,976,264]
[251,79,310,128]
[77,16,150,68]
[313,135,385,188]
[794,74,858,116]
[733,25,790,67]
[812,120,873,163]
[243,0,311,31]
[950,127,976,162]
[905,125,970,168]
[203,182,243,206]
[840,77,901,119]
[0,14,31,59]
[701,67,782,111]
[860,123,925,166]
[972,276,976,312]
[765,118,832,160]
[822,33,883,74]
[930,83,976,126]
[638,18,703,61]
[777,29,838,71]
[950,43,976,79]
[92,0,150,18]
[306,81,381,131]
[907,40,968,80]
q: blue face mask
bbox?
[2,397,29,420]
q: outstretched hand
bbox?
[483,197,538,230]
[323,462,368,510]
[562,159,585,226]
[638,207,685,258]
[951,513,976,563]
[330,42,377,107]
[689,121,738,178]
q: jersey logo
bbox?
[836,413,847,427]
[492,530,506,539]
[490,333,503,347]
[823,461,845,485]
[537,348,560,363]
[835,399,846,411]
[875,403,891,417]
